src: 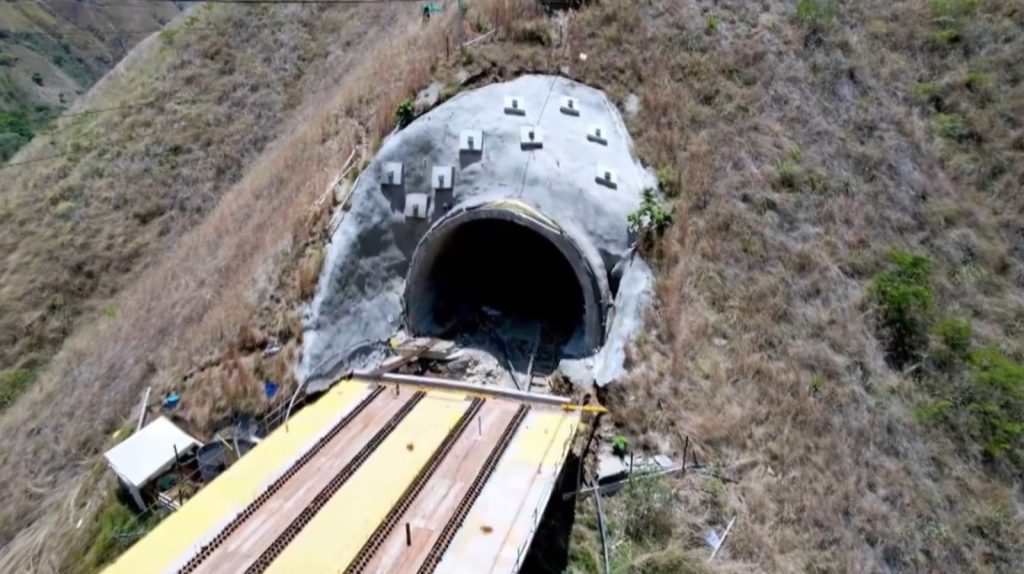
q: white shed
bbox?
[103,416,200,511]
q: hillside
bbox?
[0,0,182,161]
[0,0,1022,572]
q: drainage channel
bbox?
[418,404,531,574]
[244,390,427,574]
[344,396,486,574]
[176,385,387,574]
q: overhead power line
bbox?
[106,0,423,3]
[0,96,206,169]
[0,152,77,170]
[0,28,217,36]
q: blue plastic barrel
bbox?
[163,392,180,410]
[264,381,278,399]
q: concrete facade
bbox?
[301,75,655,391]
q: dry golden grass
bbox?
[544,0,1023,571]
[0,3,463,570]
[0,3,384,375]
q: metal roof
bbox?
[103,416,200,488]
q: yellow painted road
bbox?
[103,381,374,574]
[265,392,470,574]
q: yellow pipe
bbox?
[561,404,609,414]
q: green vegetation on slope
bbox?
[0,2,180,161]
[0,1,442,570]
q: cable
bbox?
[53,96,195,119]
[111,0,423,3]
[0,27,218,36]
[0,96,204,169]
[0,151,75,168]
[0,0,423,7]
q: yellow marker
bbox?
[561,404,609,414]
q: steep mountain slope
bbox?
[0,0,1021,573]
[0,2,390,387]
[0,2,445,570]
[0,0,182,161]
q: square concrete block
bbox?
[587,125,608,146]
[504,96,526,116]
[404,193,433,220]
[520,126,543,150]
[382,161,403,186]
[432,165,455,190]
[559,96,580,116]
[595,164,618,189]
[459,129,483,152]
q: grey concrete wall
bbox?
[300,75,655,391]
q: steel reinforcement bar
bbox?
[417,404,531,574]
[244,390,427,574]
[175,385,386,574]
[343,397,486,574]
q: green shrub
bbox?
[31,72,43,86]
[913,398,954,423]
[621,473,677,544]
[655,166,677,197]
[909,81,944,107]
[965,72,994,95]
[776,146,804,189]
[628,188,673,251]
[394,98,415,128]
[930,28,961,47]
[809,374,825,393]
[928,0,977,48]
[933,112,970,141]
[930,318,972,368]
[75,495,167,572]
[931,0,979,19]
[967,347,1024,457]
[612,434,630,458]
[0,368,35,412]
[795,0,836,33]
[870,250,933,368]
[705,14,719,32]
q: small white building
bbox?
[103,416,200,511]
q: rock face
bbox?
[300,75,655,391]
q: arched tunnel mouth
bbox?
[405,206,607,365]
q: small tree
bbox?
[395,99,415,129]
[628,188,673,252]
[611,434,630,458]
[870,250,933,368]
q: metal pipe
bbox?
[351,370,571,406]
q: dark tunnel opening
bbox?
[422,218,586,351]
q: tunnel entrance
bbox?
[405,203,609,365]
[427,218,584,347]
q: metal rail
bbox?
[417,404,531,574]
[353,371,571,406]
[175,385,386,574]
[343,397,486,574]
[244,390,427,573]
